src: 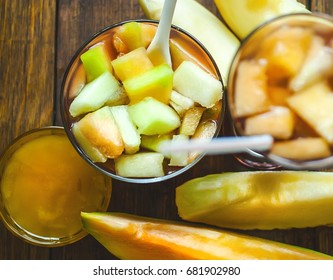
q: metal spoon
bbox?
[147,0,177,66]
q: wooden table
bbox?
[1,0,332,260]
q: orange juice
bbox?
[0,127,111,245]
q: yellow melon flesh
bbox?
[81,212,333,260]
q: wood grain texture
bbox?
[1,0,333,260]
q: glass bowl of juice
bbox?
[227,13,333,170]
[60,19,225,183]
[0,126,112,247]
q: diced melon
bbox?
[244,106,295,140]
[113,22,156,52]
[180,106,205,136]
[169,134,189,167]
[73,106,124,160]
[128,97,181,135]
[141,134,173,158]
[69,71,122,117]
[257,26,313,80]
[173,61,222,108]
[80,43,113,82]
[290,36,333,91]
[110,105,141,154]
[72,123,107,163]
[115,152,165,178]
[123,64,173,104]
[287,82,333,144]
[170,90,195,110]
[234,59,270,117]
[111,47,154,81]
[271,138,331,160]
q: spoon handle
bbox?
[147,0,177,65]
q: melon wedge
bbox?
[81,212,332,260]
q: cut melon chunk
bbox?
[287,82,333,144]
[80,43,113,82]
[257,26,312,80]
[169,134,189,167]
[173,61,223,108]
[110,105,141,154]
[180,106,205,136]
[69,71,122,117]
[73,106,124,160]
[123,64,173,104]
[141,134,172,158]
[234,59,269,117]
[244,106,295,140]
[115,152,165,178]
[271,138,331,160]
[290,36,333,91]
[128,97,181,135]
[111,47,154,81]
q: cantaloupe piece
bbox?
[234,59,269,117]
[271,138,331,160]
[111,47,154,81]
[287,81,333,144]
[244,106,295,140]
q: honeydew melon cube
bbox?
[111,47,154,81]
[110,105,141,154]
[141,134,173,158]
[170,90,194,110]
[69,71,123,117]
[115,152,165,178]
[169,134,189,167]
[173,61,222,108]
[128,97,181,135]
[73,106,124,161]
[123,64,173,104]
[80,43,113,82]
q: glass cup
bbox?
[60,19,225,184]
[0,127,112,246]
[227,13,333,170]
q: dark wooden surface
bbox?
[1,0,333,260]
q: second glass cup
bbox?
[61,19,225,183]
[227,13,333,170]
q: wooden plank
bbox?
[0,0,56,259]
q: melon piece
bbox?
[113,22,156,52]
[290,36,333,91]
[141,134,173,158]
[287,82,333,144]
[234,59,269,117]
[271,138,331,160]
[69,71,123,117]
[257,26,312,80]
[73,106,124,161]
[110,105,141,154]
[81,212,332,259]
[169,134,189,167]
[123,64,173,104]
[170,90,194,110]
[173,61,222,108]
[80,43,113,82]
[179,106,205,136]
[244,106,295,140]
[128,97,181,135]
[72,123,107,163]
[114,152,165,178]
[267,86,293,106]
[111,47,154,81]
